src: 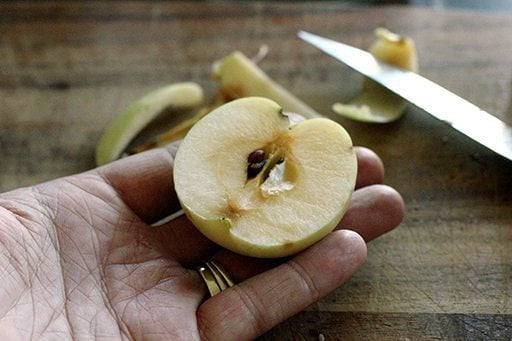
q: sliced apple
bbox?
[95,82,204,166]
[212,51,321,119]
[173,97,357,258]
[333,28,418,123]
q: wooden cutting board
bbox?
[1,2,511,339]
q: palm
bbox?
[0,145,404,340]
[1,173,205,339]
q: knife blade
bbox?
[298,30,512,162]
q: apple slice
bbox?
[95,82,204,166]
[173,97,357,258]
[333,28,418,123]
[212,51,321,119]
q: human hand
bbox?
[0,143,403,340]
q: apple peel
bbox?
[173,97,357,258]
[95,82,204,166]
[333,28,418,123]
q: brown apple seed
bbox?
[247,149,265,164]
[247,149,266,179]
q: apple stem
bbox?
[150,209,185,227]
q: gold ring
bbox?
[196,260,234,297]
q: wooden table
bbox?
[1,2,511,339]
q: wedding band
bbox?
[207,260,235,288]
[196,260,234,297]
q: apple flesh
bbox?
[173,97,357,258]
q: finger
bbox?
[197,230,367,340]
[340,184,405,242]
[355,146,384,188]
[97,142,181,224]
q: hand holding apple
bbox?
[0,121,403,340]
[100,138,403,339]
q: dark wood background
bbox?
[1,2,511,339]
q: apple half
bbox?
[173,97,357,258]
[333,28,418,123]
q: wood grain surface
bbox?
[1,2,511,339]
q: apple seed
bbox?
[247,149,267,179]
[248,149,265,163]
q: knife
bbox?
[298,30,512,162]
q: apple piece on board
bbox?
[333,28,418,123]
[173,97,357,258]
[212,51,321,119]
[95,82,204,166]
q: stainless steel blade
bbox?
[298,30,512,162]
